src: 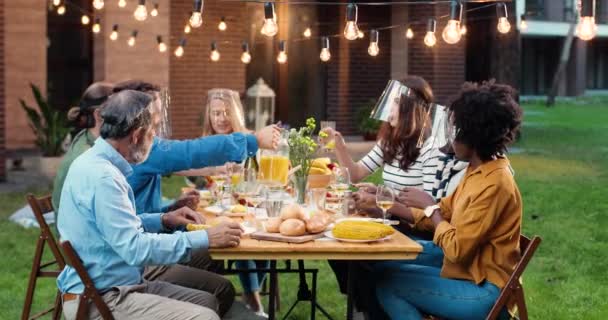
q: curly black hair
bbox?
[449,80,522,161]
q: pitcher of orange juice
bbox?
[259,130,290,188]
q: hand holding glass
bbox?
[376,185,395,224]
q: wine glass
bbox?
[211,171,228,209]
[330,167,351,199]
[246,185,268,219]
[375,184,395,224]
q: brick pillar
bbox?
[408,4,465,105]
[0,0,6,181]
[169,0,248,140]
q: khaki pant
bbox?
[144,249,235,316]
[62,280,220,320]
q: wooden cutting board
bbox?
[250,232,325,243]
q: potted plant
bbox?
[356,99,381,141]
[20,83,71,180]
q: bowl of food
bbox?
[307,173,332,189]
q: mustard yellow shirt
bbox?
[412,157,522,288]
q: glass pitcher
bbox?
[259,130,290,188]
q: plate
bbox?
[335,217,400,226]
[323,230,393,243]
[204,205,248,217]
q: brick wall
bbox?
[0,0,5,181]
[408,4,466,105]
[4,0,46,149]
[169,0,248,139]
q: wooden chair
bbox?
[60,241,114,320]
[486,235,542,320]
[22,194,65,320]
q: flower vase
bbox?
[294,175,308,205]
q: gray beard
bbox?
[128,140,152,165]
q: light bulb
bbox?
[110,31,118,41]
[261,19,278,37]
[320,48,331,62]
[358,30,364,39]
[424,31,437,47]
[53,0,61,6]
[118,0,126,8]
[81,15,90,25]
[184,24,191,34]
[93,0,104,10]
[303,27,312,38]
[158,42,167,52]
[128,36,136,46]
[442,20,462,44]
[134,2,148,21]
[277,51,287,64]
[460,25,467,35]
[406,28,414,39]
[175,46,184,57]
[241,52,251,64]
[57,5,66,15]
[210,50,220,62]
[368,43,379,56]
[576,16,597,41]
[218,19,227,31]
[344,22,359,40]
[497,17,511,34]
[92,21,101,33]
[190,12,203,28]
[151,4,158,17]
[520,20,528,31]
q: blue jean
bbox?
[235,260,269,293]
[373,241,502,320]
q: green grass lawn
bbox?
[1,99,607,319]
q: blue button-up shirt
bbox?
[56,138,208,294]
[129,133,258,214]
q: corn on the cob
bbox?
[332,221,395,240]
[186,223,211,231]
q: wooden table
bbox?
[204,210,423,320]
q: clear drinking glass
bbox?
[375,184,395,224]
[309,188,327,212]
[246,185,268,219]
[319,121,337,152]
[330,167,351,198]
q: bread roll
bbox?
[279,219,306,236]
[306,212,330,234]
[265,217,282,233]
[281,203,304,221]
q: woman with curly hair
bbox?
[373,80,523,320]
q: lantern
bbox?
[245,78,276,131]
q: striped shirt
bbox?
[420,148,468,200]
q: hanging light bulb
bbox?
[343,3,360,40]
[460,17,468,35]
[576,0,597,41]
[218,16,227,31]
[134,0,148,21]
[57,5,66,15]
[110,24,119,40]
[261,2,278,37]
[320,37,331,62]
[519,14,528,31]
[241,41,252,64]
[210,41,220,61]
[190,0,204,27]
[81,15,90,25]
[128,30,137,47]
[156,35,167,52]
[93,0,105,10]
[368,29,379,56]
[406,26,414,39]
[496,3,511,34]
[184,23,192,34]
[277,40,287,64]
[92,18,101,33]
[442,0,462,44]
[53,0,61,6]
[175,38,186,57]
[303,27,312,38]
[151,3,159,17]
[358,30,364,39]
[424,19,437,47]
[118,0,127,8]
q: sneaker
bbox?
[255,310,269,319]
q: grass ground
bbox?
[1,99,607,319]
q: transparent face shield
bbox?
[155,89,172,151]
[207,88,246,129]
[444,110,459,149]
[427,103,449,150]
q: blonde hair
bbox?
[202,88,247,136]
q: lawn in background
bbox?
[1,99,607,319]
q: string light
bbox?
[53,0,61,6]
[151,3,159,17]
[81,15,91,25]
[576,0,597,41]
[218,16,227,31]
[460,16,468,35]
[134,0,148,21]
[261,2,278,37]
[303,27,312,38]
[424,19,437,47]
[92,18,101,33]
[184,22,192,34]
[358,30,364,39]
[93,0,105,10]
[344,3,360,40]
[190,0,204,28]
[519,14,527,31]
[110,24,119,40]
[128,30,138,47]
[157,35,167,52]
[57,5,66,15]
[175,38,186,57]
[118,0,126,8]
[442,0,462,44]
[406,26,414,39]
[320,36,331,62]
[496,3,511,34]
[210,41,220,61]
[368,29,379,56]
[277,40,287,64]
[241,41,252,64]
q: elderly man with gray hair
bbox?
[56,89,243,320]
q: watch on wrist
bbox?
[424,204,440,218]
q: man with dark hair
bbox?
[57,90,244,320]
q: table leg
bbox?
[346,261,354,320]
[311,270,317,320]
[269,260,277,320]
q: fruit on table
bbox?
[231,204,247,213]
[332,220,395,240]
[280,218,307,236]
